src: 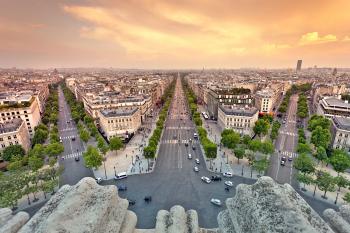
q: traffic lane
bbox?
[59,156,93,186]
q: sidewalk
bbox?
[92,113,159,180]
[198,105,260,179]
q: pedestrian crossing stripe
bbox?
[62,152,83,159]
[280,131,297,137]
[166,126,193,130]
[280,151,298,158]
[60,135,76,140]
[61,127,75,132]
[161,140,198,144]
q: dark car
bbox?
[74,156,80,162]
[128,199,136,206]
[211,175,222,181]
[117,184,127,191]
[192,145,196,150]
[144,196,152,202]
[71,137,76,141]
[185,142,188,146]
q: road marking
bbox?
[279,131,297,136]
[61,127,76,132]
[62,152,83,160]
[61,135,77,140]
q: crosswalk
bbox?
[280,131,297,137]
[62,152,83,160]
[61,127,76,132]
[166,126,193,130]
[60,135,76,140]
[279,151,298,158]
[161,139,199,144]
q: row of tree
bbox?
[142,79,176,164]
[297,94,308,119]
[61,83,86,124]
[253,116,271,138]
[42,85,59,125]
[270,121,281,141]
[278,90,292,113]
[182,78,217,160]
[278,83,312,114]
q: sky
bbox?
[1,0,350,69]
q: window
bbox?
[29,130,32,133]
[25,115,28,117]
[0,138,2,141]
[1,113,4,116]
[1,144,5,148]
[9,142,13,145]
[15,141,18,144]
[26,119,29,121]
[27,122,30,125]
[16,111,19,114]
[13,135,17,139]
[24,111,27,113]
[8,136,11,140]
[11,112,15,115]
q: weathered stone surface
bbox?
[0,210,29,233]
[323,205,350,233]
[18,177,136,233]
[0,208,13,227]
[155,205,200,233]
[218,176,334,233]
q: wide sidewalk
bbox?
[92,112,159,180]
[198,105,261,179]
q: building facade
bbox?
[218,105,259,136]
[98,108,141,140]
[317,97,350,119]
[0,93,41,138]
[0,118,31,152]
[330,116,350,152]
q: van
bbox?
[114,172,127,180]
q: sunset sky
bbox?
[1,0,350,69]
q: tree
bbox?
[28,156,44,171]
[253,119,270,137]
[45,143,64,157]
[334,175,349,204]
[343,193,350,204]
[245,151,255,178]
[248,139,261,152]
[27,144,45,159]
[221,130,240,149]
[79,129,90,143]
[311,126,331,149]
[297,143,312,154]
[329,149,350,175]
[252,156,269,175]
[32,128,49,145]
[296,173,313,190]
[241,134,251,147]
[314,146,328,166]
[2,145,25,161]
[233,147,245,164]
[293,153,315,174]
[317,172,336,199]
[97,136,106,151]
[50,132,60,143]
[308,115,330,131]
[260,140,274,155]
[109,137,123,154]
[83,146,103,169]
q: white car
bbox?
[223,172,233,177]
[201,176,211,183]
[188,154,192,159]
[195,158,200,164]
[95,177,102,184]
[210,198,222,206]
[194,166,199,172]
[224,181,234,187]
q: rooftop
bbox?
[332,116,350,131]
[100,107,138,118]
[0,92,35,110]
[219,104,258,117]
[322,97,350,109]
[0,118,23,134]
[211,87,251,95]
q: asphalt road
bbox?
[57,86,93,186]
[267,94,299,186]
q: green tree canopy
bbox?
[253,119,270,137]
[109,137,123,152]
[233,147,245,164]
[311,126,331,149]
[314,146,328,165]
[329,149,350,174]
[308,115,330,131]
[293,153,315,174]
[45,143,64,157]
[1,145,25,161]
[28,156,44,171]
[221,130,240,149]
[297,143,312,154]
[248,139,261,152]
[79,129,90,143]
[83,146,103,169]
[317,171,336,198]
[260,140,274,155]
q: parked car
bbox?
[117,184,127,191]
[193,166,199,172]
[224,181,234,187]
[211,175,222,181]
[201,176,211,184]
[195,158,200,164]
[210,198,222,206]
[223,172,233,177]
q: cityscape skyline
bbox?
[1,0,350,69]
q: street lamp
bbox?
[113,166,116,177]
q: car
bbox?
[71,137,76,141]
[224,181,234,187]
[211,175,222,181]
[188,154,192,159]
[282,120,286,124]
[193,166,199,172]
[185,142,188,147]
[67,120,70,123]
[74,156,80,162]
[281,156,286,161]
[128,199,136,206]
[59,137,63,143]
[114,172,128,180]
[117,184,127,191]
[95,177,102,184]
[280,160,286,166]
[223,172,233,177]
[195,158,200,164]
[288,155,293,161]
[193,133,198,139]
[201,176,211,183]
[189,139,192,143]
[210,198,222,206]
[192,145,196,150]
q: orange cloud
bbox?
[299,32,337,45]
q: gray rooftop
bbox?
[100,108,138,118]
[332,116,350,131]
[323,97,350,109]
[219,105,258,117]
[0,118,23,134]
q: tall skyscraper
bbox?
[296,60,302,72]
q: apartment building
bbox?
[207,87,253,119]
[98,108,141,140]
[218,105,259,136]
[330,116,350,152]
[255,88,280,114]
[0,93,41,138]
[317,96,350,118]
[0,118,31,152]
